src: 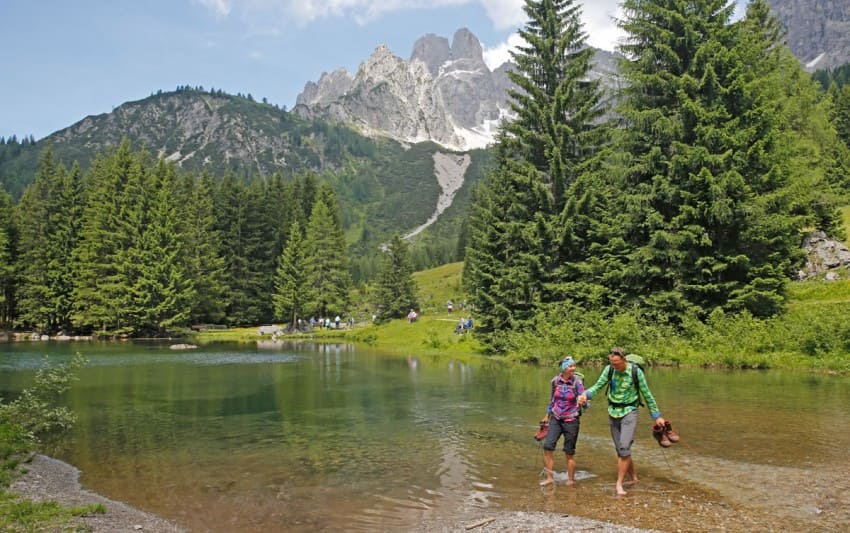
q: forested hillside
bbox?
[0,89,489,276]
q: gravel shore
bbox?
[9,454,654,532]
[10,454,184,532]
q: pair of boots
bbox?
[651,420,680,447]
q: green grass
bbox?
[0,489,105,531]
[412,261,466,315]
[192,257,850,373]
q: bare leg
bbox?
[564,453,576,485]
[625,459,638,486]
[615,456,631,495]
[541,450,555,486]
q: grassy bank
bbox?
[194,261,850,374]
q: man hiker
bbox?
[577,347,666,496]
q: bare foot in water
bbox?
[623,478,639,487]
[566,479,575,486]
[615,485,628,496]
[539,479,553,488]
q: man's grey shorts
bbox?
[609,410,638,457]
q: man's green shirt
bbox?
[585,362,661,419]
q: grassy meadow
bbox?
[194,259,850,374]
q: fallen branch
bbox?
[465,517,497,530]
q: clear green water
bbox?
[2,341,849,531]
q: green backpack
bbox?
[605,354,646,407]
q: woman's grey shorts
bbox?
[543,418,580,455]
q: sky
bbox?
[0,0,749,141]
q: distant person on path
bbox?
[578,347,665,496]
[447,300,453,314]
[540,356,585,487]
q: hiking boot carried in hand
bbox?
[652,423,672,447]
[663,420,680,443]
[535,421,549,441]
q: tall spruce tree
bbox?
[213,174,273,325]
[180,172,228,325]
[273,221,308,329]
[463,155,553,348]
[608,0,835,320]
[463,0,604,349]
[72,139,145,333]
[373,234,418,321]
[129,160,194,335]
[15,148,83,332]
[303,189,351,318]
[502,0,606,209]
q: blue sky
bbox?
[0,0,748,141]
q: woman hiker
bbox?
[577,347,666,496]
[539,356,585,487]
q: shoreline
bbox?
[10,454,655,532]
[9,454,185,532]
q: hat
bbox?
[560,357,575,371]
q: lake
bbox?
[1,340,848,531]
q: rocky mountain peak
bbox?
[295,28,506,150]
[293,28,614,151]
[410,34,451,77]
[295,68,353,107]
[450,28,485,65]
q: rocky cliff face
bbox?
[295,28,620,151]
[295,28,506,150]
[767,0,850,71]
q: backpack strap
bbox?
[631,363,644,407]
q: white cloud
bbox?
[193,0,232,18]
[483,32,524,70]
[478,0,525,29]
[192,0,523,28]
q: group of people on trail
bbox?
[539,347,674,496]
[308,315,352,329]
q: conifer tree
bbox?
[464,0,604,348]
[72,139,145,333]
[609,0,835,319]
[180,172,228,324]
[463,155,553,348]
[835,85,850,150]
[15,147,82,332]
[502,0,606,208]
[303,190,351,318]
[213,174,273,325]
[129,160,194,334]
[0,188,15,327]
[373,234,418,321]
[273,221,308,329]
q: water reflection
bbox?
[1,341,849,531]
